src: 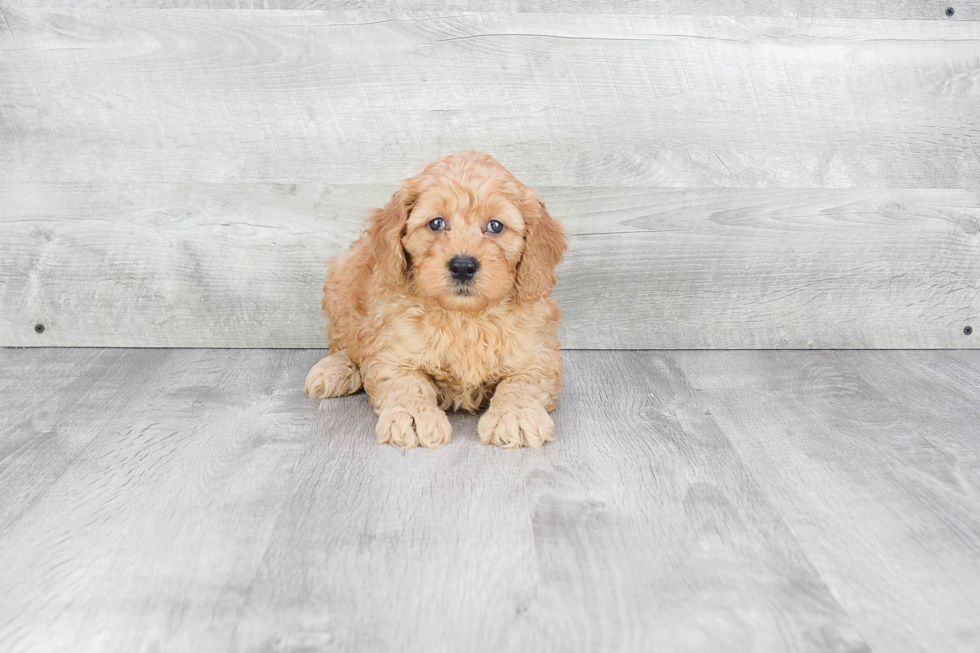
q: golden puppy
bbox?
[303,151,567,448]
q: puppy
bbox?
[303,152,567,448]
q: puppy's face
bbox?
[367,152,566,311]
[402,178,526,312]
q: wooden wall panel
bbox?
[2,10,979,189]
[1,7,978,348]
[3,1,980,20]
[2,183,976,348]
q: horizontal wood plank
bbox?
[3,1,979,20]
[2,182,977,348]
[1,10,978,188]
[2,8,979,348]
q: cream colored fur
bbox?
[303,152,567,448]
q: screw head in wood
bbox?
[966,325,974,336]
[946,7,955,16]
[34,323,45,334]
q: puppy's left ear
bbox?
[516,192,567,302]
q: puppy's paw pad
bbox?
[303,354,362,399]
[377,404,452,449]
[478,403,554,449]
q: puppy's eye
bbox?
[428,217,446,231]
[486,219,504,234]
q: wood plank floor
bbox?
[0,349,978,653]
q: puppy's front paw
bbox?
[303,353,362,399]
[376,403,452,449]
[478,402,555,449]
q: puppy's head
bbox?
[368,152,566,312]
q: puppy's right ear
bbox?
[367,178,419,289]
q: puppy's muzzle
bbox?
[448,256,479,283]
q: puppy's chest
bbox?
[410,314,509,390]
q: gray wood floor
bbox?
[1,348,978,652]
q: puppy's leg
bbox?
[478,372,559,449]
[303,351,363,399]
[368,371,451,449]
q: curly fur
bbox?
[303,152,567,448]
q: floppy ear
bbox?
[516,193,567,302]
[367,179,419,289]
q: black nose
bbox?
[448,256,479,282]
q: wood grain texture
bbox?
[2,182,977,348]
[4,348,980,651]
[2,7,979,348]
[4,1,980,20]
[2,9,979,188]
[672,349,980,653]
[0,349,319,652]
[0,348,880,653]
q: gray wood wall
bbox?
[1,3,978,348]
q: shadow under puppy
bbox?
[304,152,567,449]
